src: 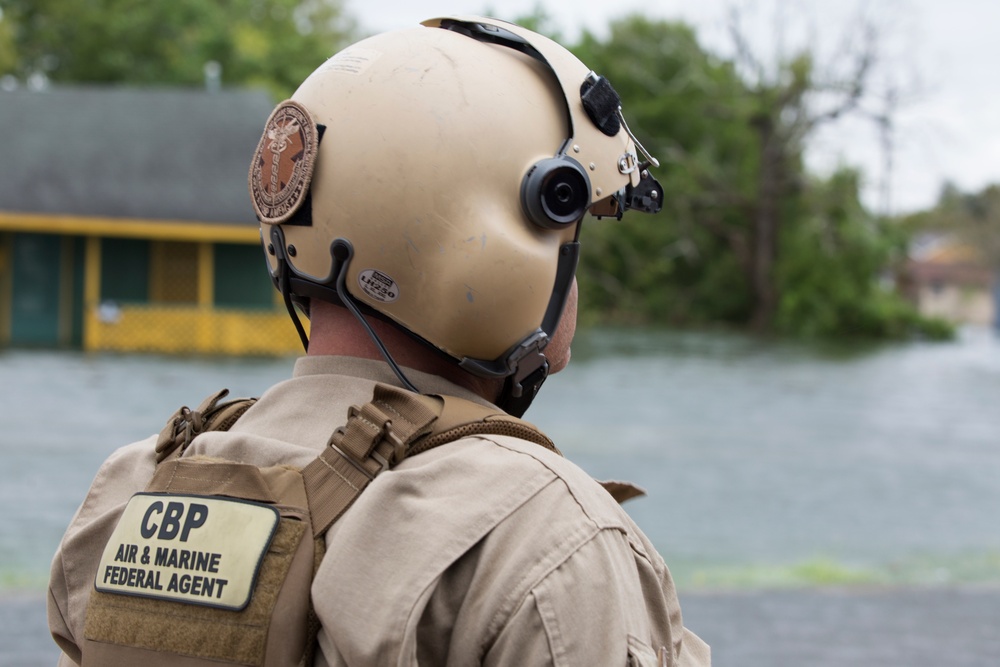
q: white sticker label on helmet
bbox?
[359,269,399,303]
[319,48,382,76]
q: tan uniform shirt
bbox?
[48,356,709,666]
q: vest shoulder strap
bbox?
[410,391,559,456]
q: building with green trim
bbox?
[1,86,304,355]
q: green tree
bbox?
[567,14,939,339]
[692,4,886,332]
[0,0,356,97]
[776,168,948,338]
[572,18,758,327]
[0,6,15,76]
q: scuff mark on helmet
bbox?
[403,231,420,254]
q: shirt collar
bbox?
[292,356,496,409]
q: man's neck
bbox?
[305,301,502,402]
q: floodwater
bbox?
[535,326,1000,588]
[2,326,1000,592]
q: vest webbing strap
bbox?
[155,389,257,464]
[301,383,560,537]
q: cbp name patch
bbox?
[95,493,279,611]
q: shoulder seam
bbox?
[471,434,630,531]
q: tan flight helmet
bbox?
[249,16,663,416]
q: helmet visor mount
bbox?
[433,18,663,207]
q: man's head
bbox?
[249,16,661,415]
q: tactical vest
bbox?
[79,383,567,666]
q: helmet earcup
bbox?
[521,156,592,229]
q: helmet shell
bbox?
[256,18,638,365]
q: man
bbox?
[48,16,709,666]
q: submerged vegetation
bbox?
[675,551,1000,590]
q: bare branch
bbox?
[727,4,767,87]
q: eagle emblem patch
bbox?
[249,100,318,224]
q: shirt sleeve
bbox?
[46,438,159,667]
[48,559,82,665]
[483,526,710,667]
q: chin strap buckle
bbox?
[505,331,550,399]
[496,331,551,417]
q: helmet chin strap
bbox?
[270,228,420,394]
[331,240,420,393]
[272,233,311,353]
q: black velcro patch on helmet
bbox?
[580,76,621,137]
[282,124,326,227]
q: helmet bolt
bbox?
[267,243,275,255]
[589,163,596,171]
[651,190,659,200]
[287,245,297,257]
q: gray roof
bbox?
[2,85,277,224]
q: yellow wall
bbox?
[85,304,306,356]
[81,236,303,356]
[1,214,308,356]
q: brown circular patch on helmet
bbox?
[249,100,318,224]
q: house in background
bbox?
[0,85,305,355]
[904,234,998,327]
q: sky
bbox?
[345,0,1000,215]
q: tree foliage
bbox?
[776,169,947,338]
[0,0,356,97]
[567,14,942,339]
[573,19,756,327]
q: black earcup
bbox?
[521,156,592,229]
